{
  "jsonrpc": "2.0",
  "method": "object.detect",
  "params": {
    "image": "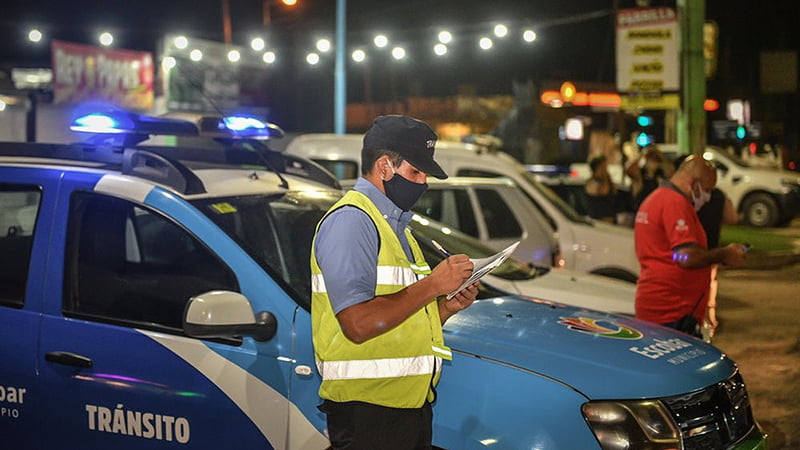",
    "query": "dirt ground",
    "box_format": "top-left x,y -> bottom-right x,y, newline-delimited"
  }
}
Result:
713,222 -> 800,449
